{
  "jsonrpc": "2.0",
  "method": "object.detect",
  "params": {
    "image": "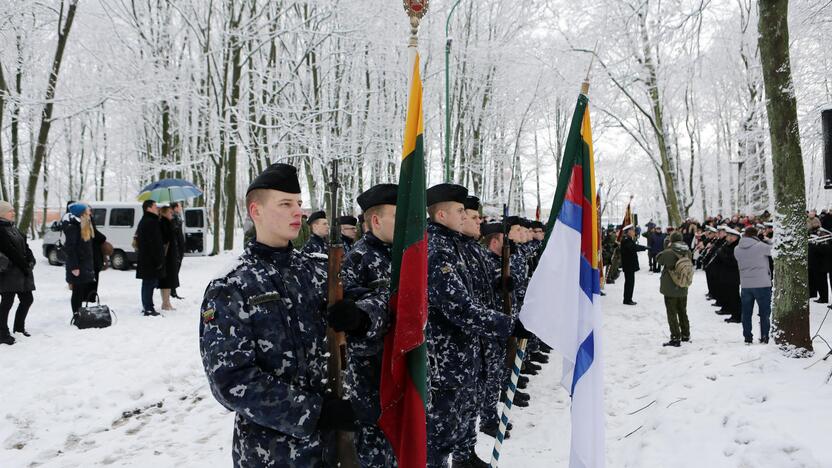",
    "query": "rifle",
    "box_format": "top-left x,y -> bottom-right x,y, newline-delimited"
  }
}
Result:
501,204 -> 518,369
325,160 -> 360,467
